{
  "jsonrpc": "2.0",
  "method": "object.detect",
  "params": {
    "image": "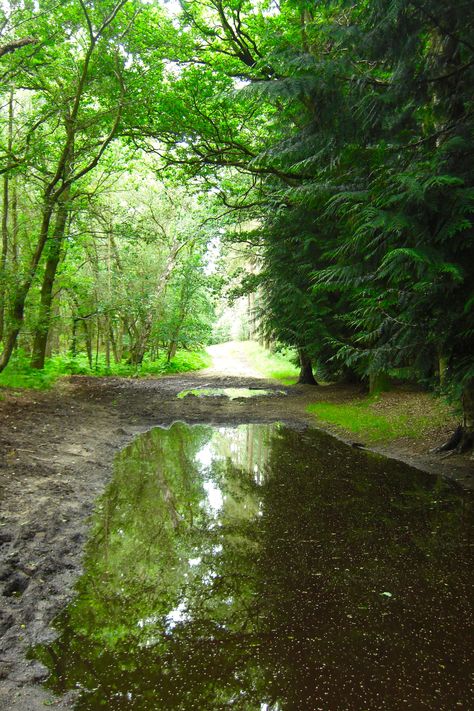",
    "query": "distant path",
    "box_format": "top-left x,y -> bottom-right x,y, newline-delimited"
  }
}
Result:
203,341 -> 263,379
